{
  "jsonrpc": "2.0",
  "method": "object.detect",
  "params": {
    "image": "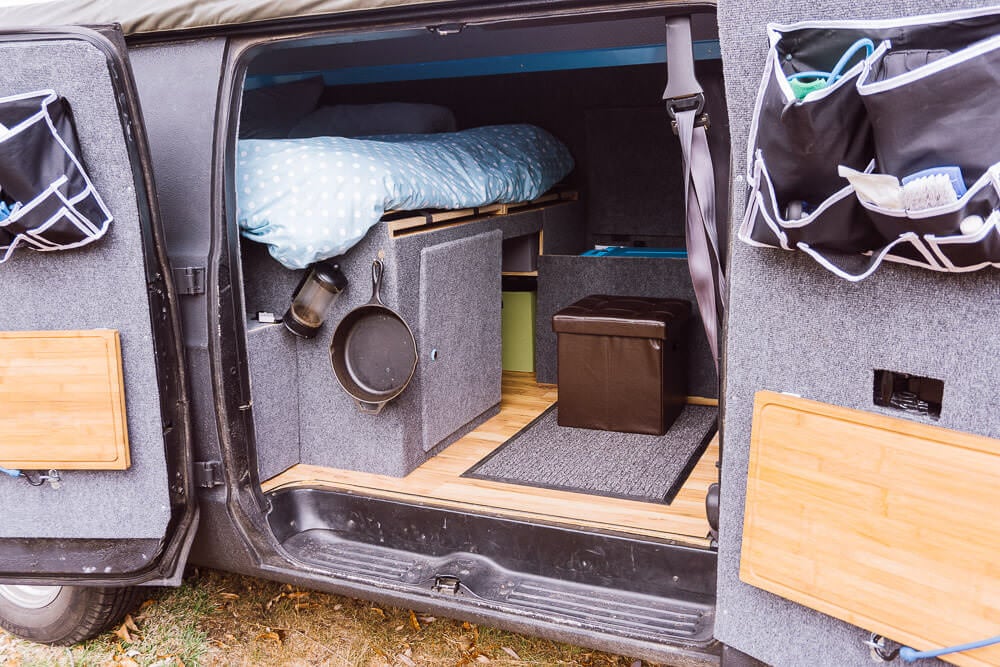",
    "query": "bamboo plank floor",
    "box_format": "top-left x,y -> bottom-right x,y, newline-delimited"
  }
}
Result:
262,372 -> 717,546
